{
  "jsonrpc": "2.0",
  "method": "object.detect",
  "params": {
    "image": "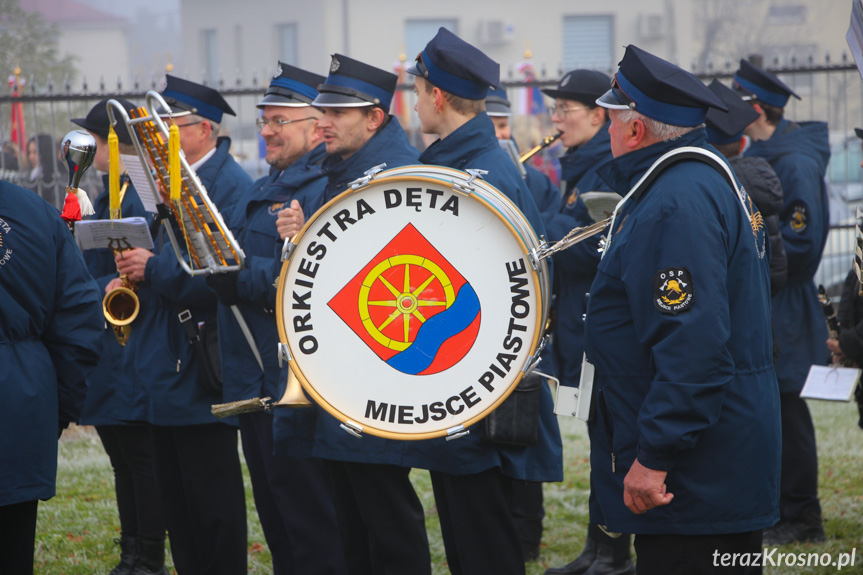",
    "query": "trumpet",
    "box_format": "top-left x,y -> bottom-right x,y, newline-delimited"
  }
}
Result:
520,132 -> 561,164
